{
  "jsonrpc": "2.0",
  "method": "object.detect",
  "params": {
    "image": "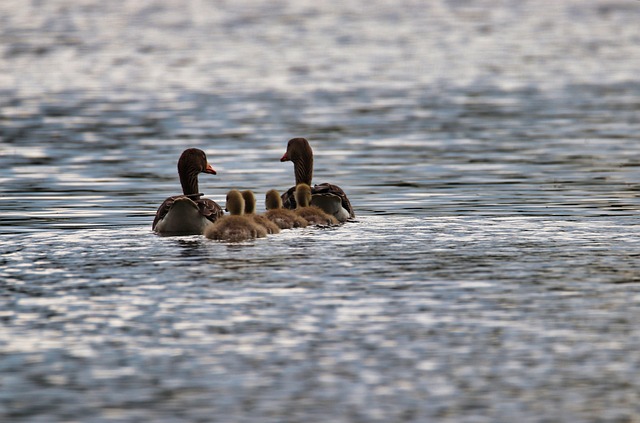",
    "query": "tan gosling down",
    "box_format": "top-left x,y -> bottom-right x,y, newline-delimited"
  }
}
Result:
280,137 -> 354,222
205,190 -> 267,242
241,190 -> 280,234
294,183 -> 339,226
264,189 -> 308,229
